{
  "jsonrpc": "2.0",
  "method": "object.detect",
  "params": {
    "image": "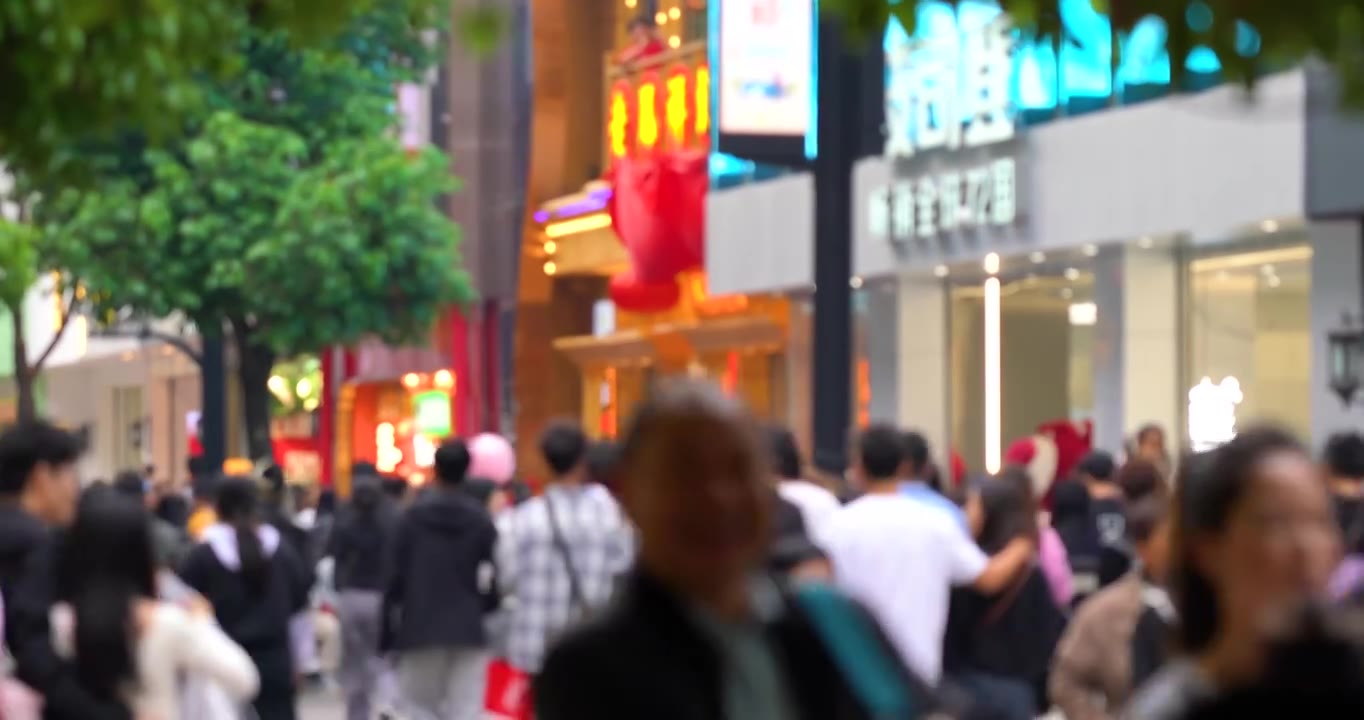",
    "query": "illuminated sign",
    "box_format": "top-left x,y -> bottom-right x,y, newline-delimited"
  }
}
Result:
1188,376 -> 1243,452
717,0 -> 813,138
606,63 -> 710,164
412,391 -> 452,437
885,15 -> 1014,157
869,159 -> 1017,242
